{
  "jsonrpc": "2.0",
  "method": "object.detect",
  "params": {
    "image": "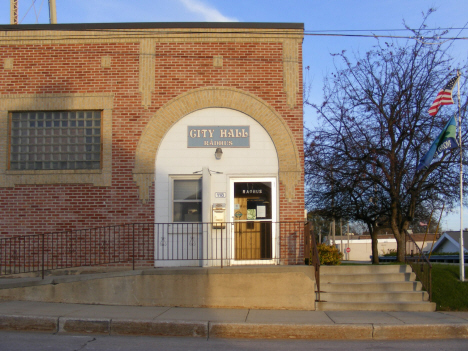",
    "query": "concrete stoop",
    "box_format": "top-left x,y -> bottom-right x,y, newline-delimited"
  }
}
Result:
316,265 -> 436,312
